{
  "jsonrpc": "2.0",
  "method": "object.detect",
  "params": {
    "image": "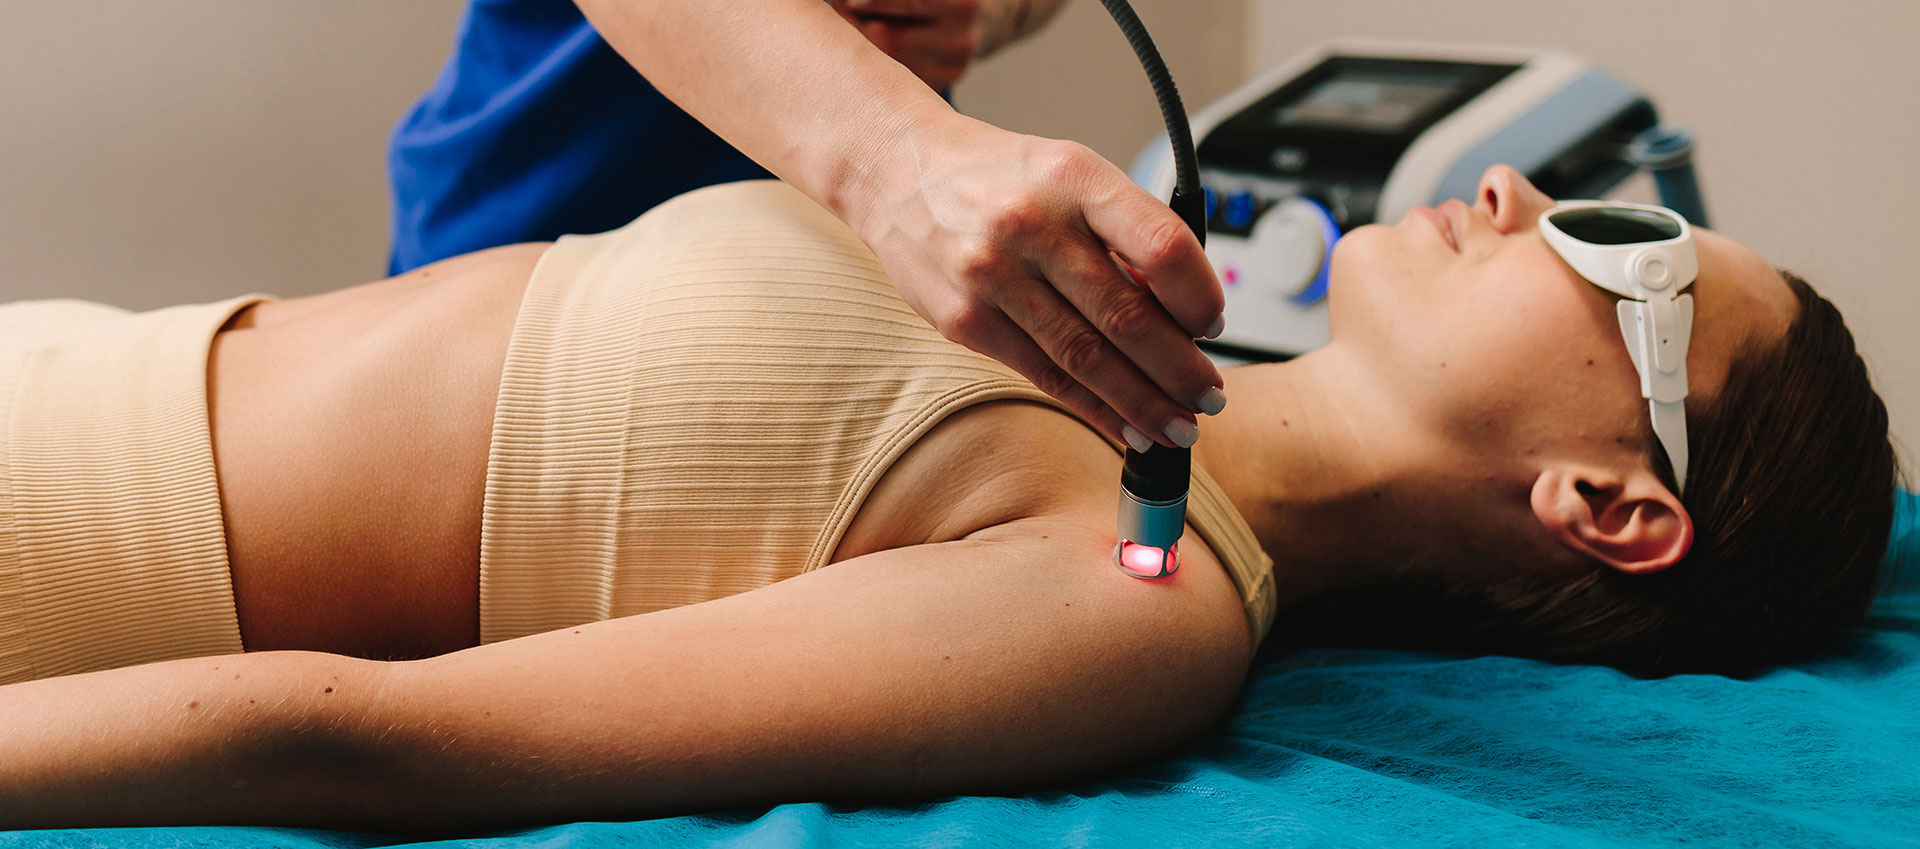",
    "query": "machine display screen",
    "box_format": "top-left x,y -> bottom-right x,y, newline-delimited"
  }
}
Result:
1273,67 -> 1477,134
1196,56 -> 1520,228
